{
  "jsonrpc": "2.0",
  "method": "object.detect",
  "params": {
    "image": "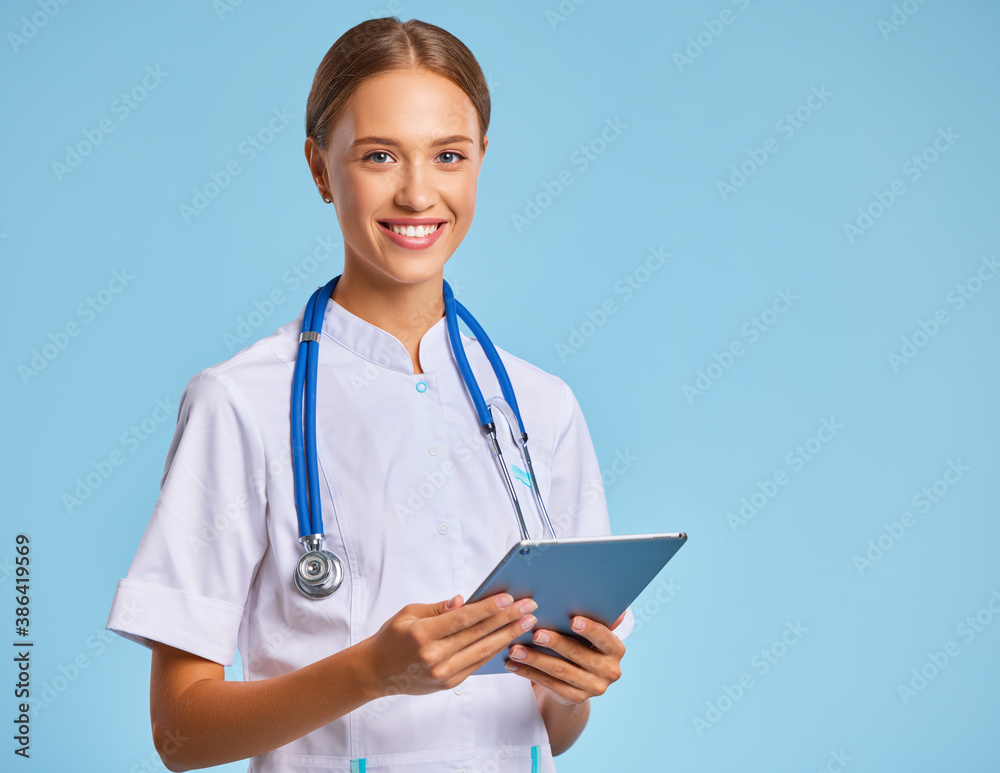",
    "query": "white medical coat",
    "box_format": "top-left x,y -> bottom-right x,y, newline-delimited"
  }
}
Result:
106,296 -> 633,772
